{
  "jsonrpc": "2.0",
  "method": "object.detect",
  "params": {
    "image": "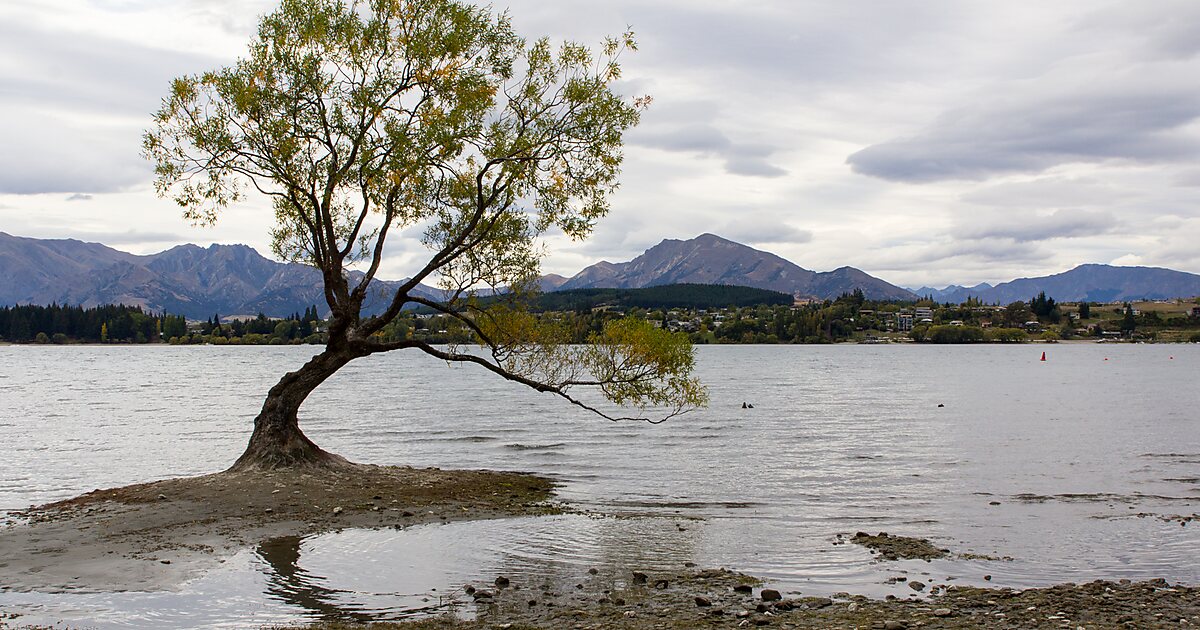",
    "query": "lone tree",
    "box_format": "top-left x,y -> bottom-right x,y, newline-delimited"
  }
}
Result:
145,0 -> 706,471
